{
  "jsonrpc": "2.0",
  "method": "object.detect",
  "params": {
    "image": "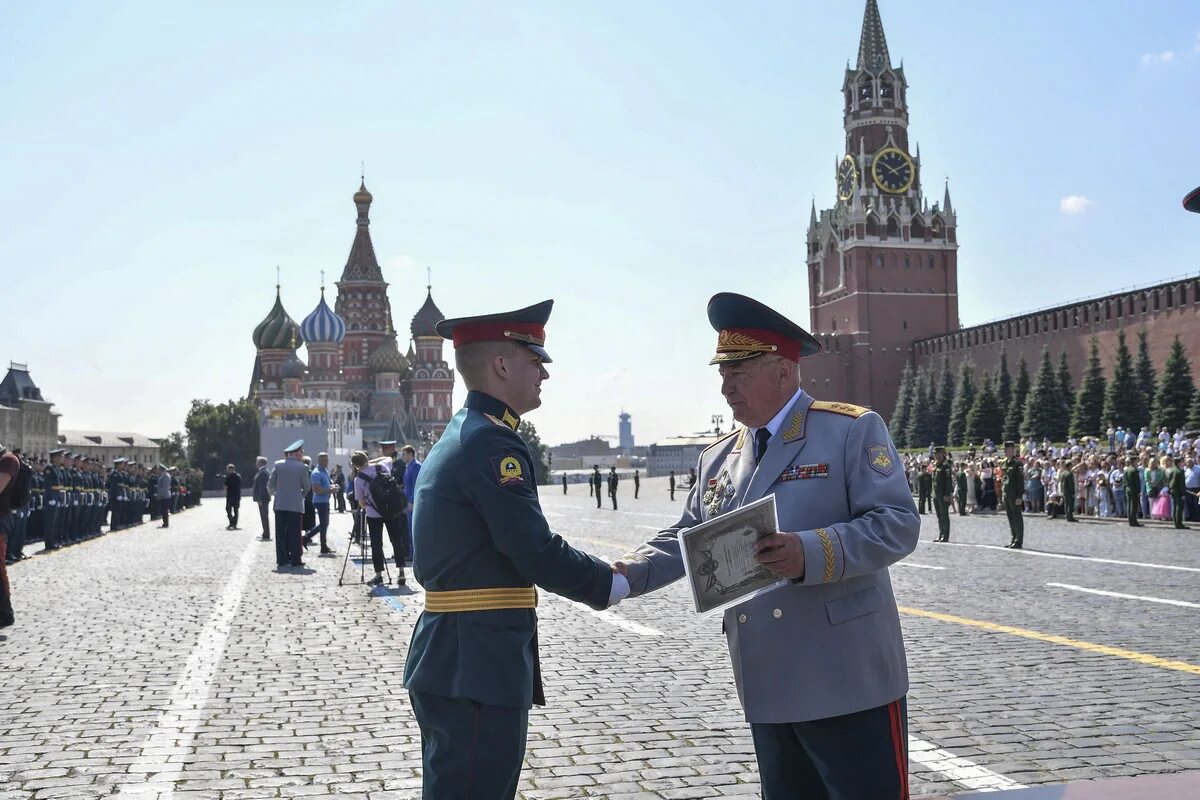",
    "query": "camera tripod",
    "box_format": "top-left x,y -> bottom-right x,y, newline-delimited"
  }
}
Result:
337,507 -> 392,586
